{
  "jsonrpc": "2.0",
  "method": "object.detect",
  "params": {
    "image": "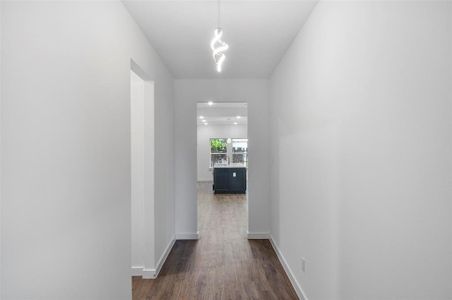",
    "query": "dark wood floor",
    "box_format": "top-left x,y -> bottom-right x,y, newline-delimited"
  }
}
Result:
132,182 -> 298,300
